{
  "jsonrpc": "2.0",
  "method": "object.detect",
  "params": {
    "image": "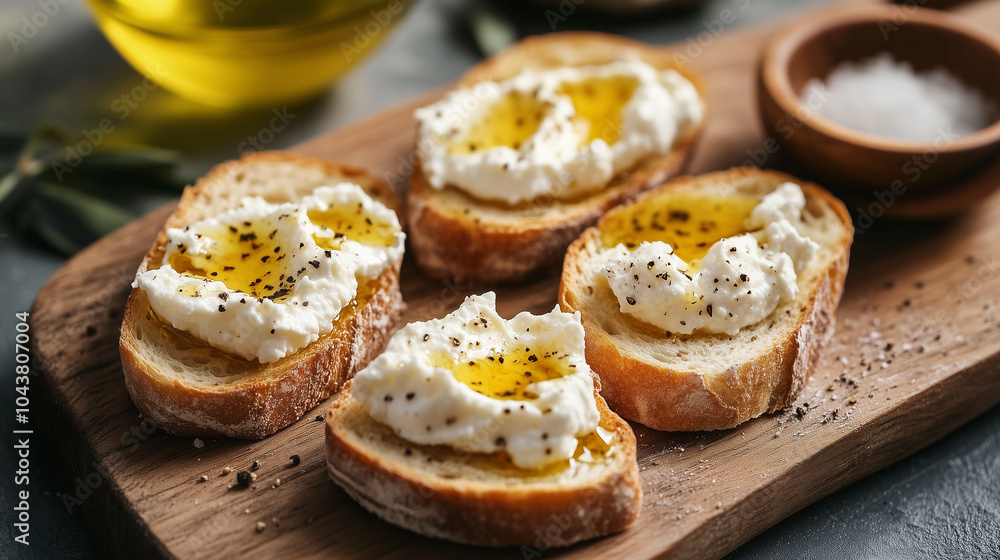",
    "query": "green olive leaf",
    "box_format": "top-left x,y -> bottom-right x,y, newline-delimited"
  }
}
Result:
27,200 -> 81,256
0,172 -> 34,220
2,122 -> 186,254
40,147 -> 187,192
0,171 -> 22,207
465,0 -> 517,57
29,181 -> 134,255
62,148 -> 182,180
